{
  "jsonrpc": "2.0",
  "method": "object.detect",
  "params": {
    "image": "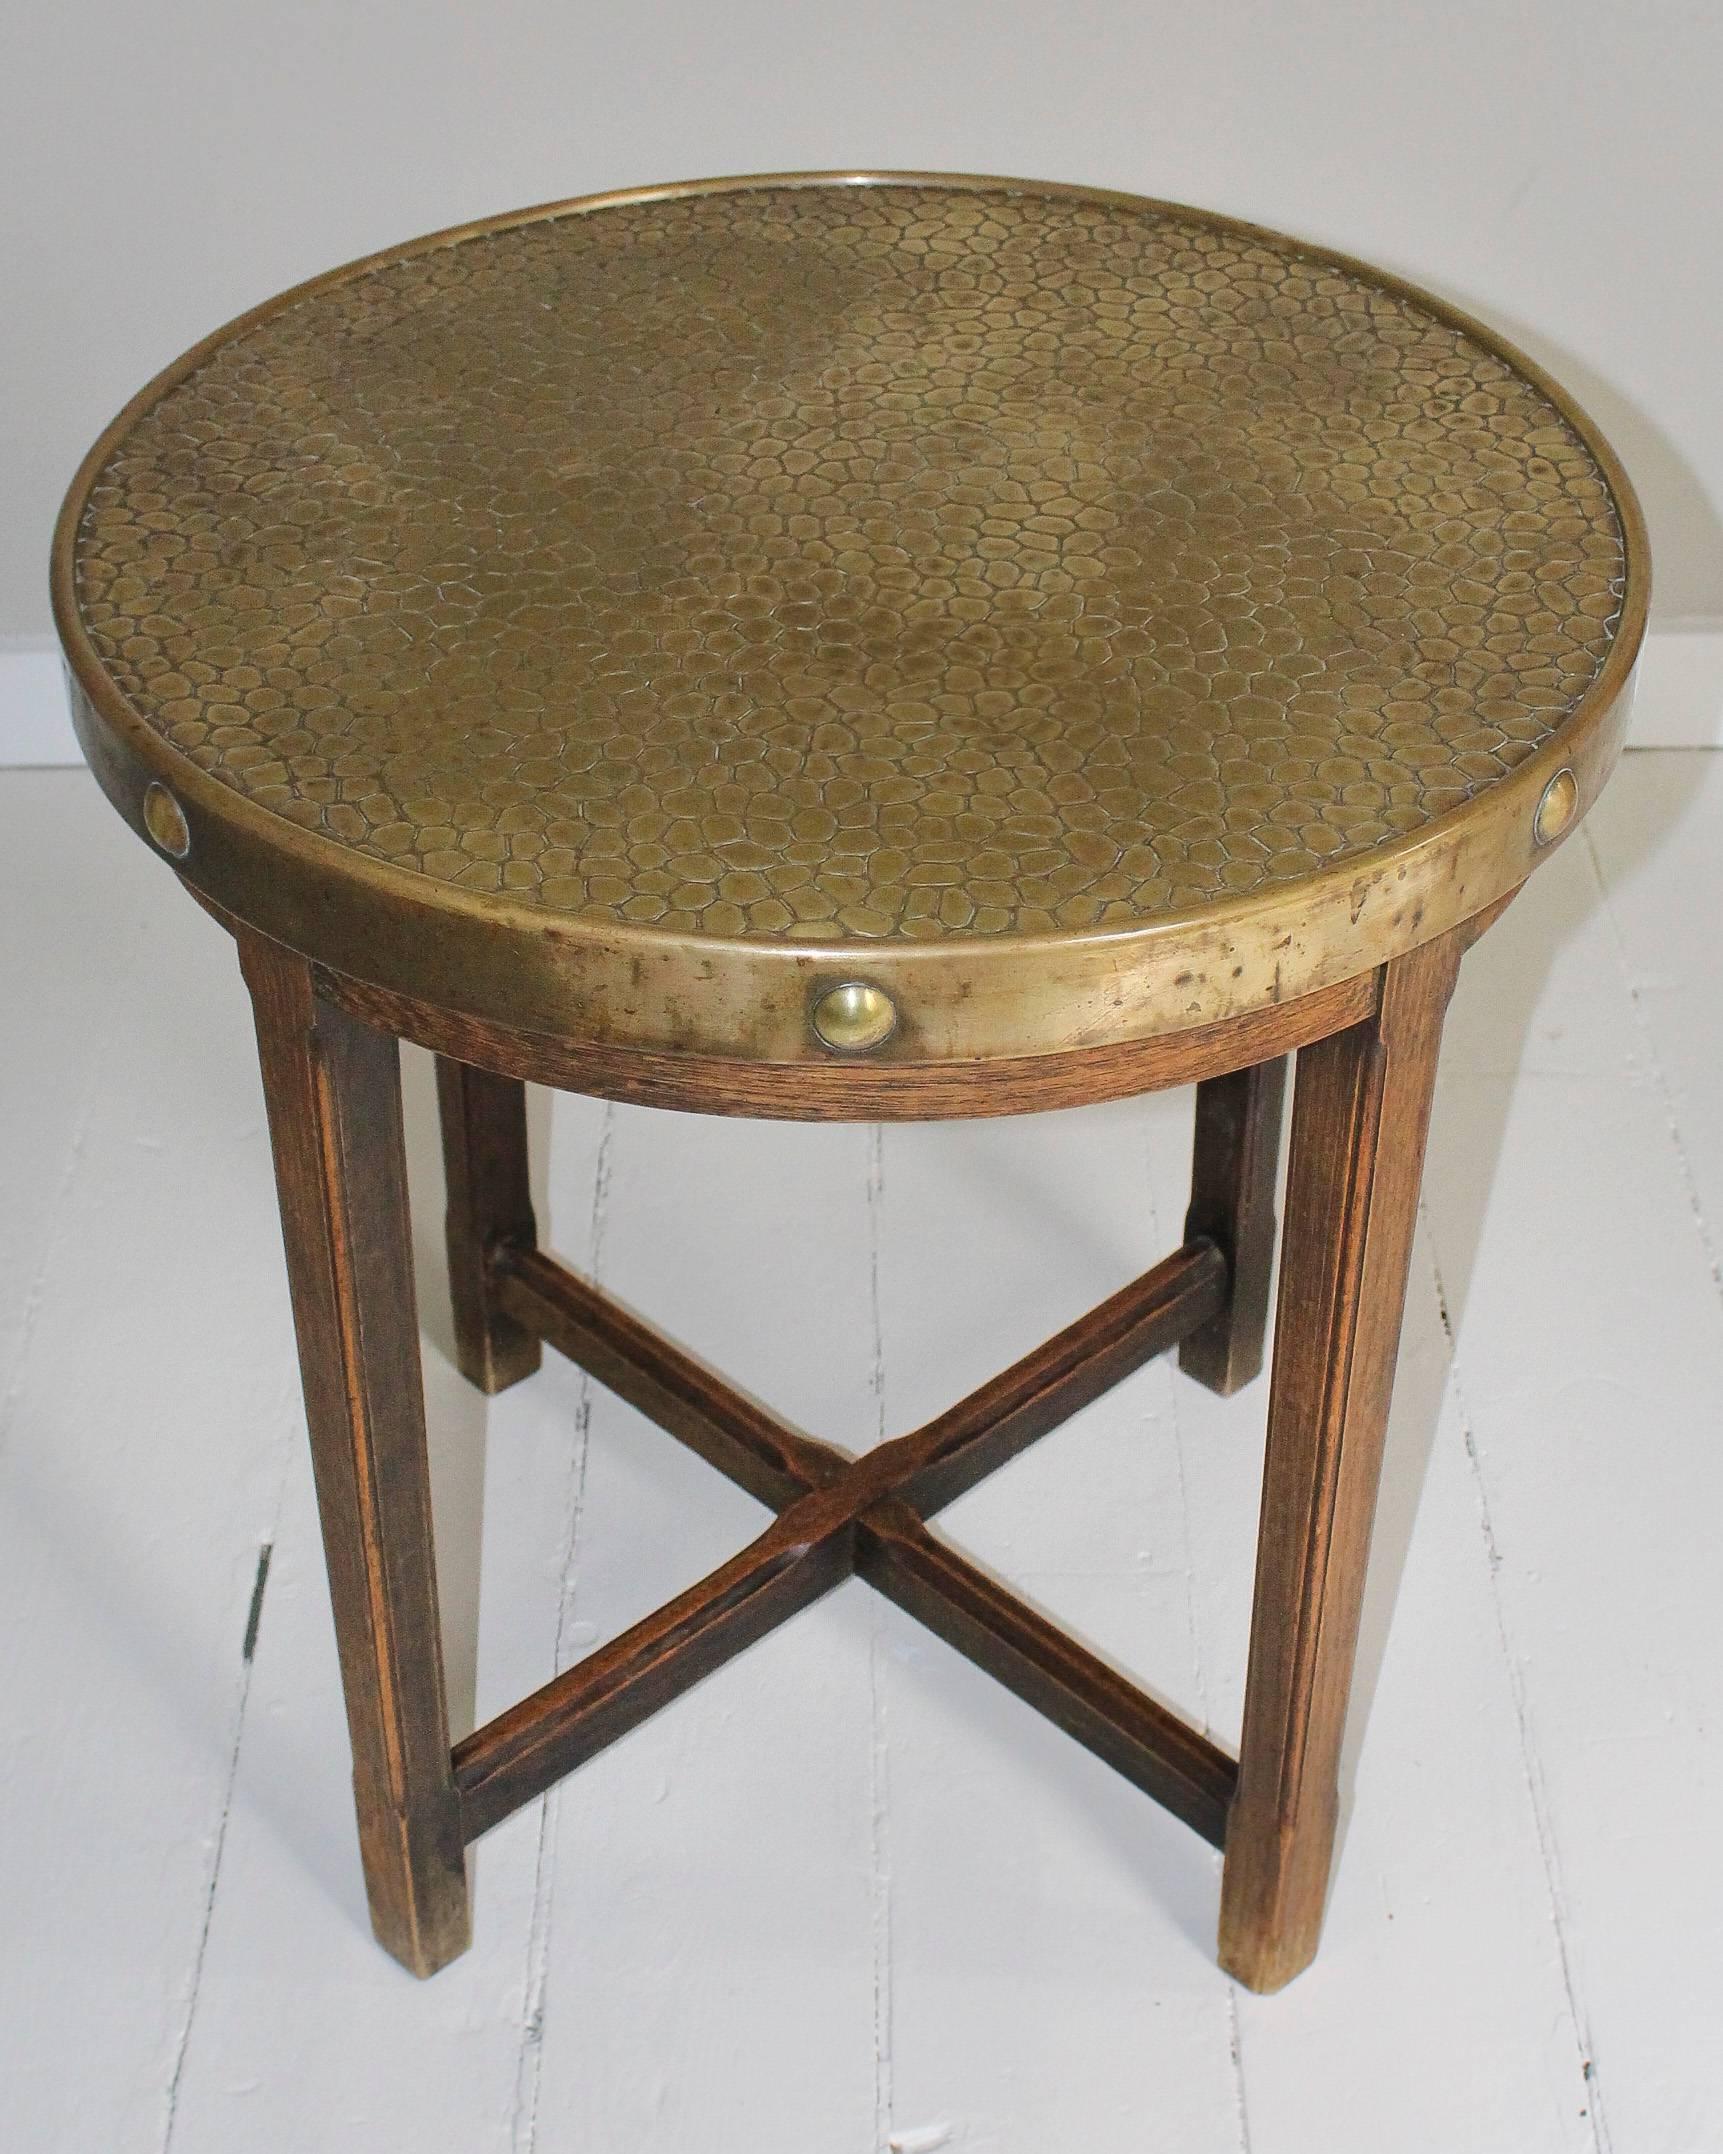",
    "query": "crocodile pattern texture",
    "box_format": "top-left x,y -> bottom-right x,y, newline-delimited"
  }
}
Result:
71,182 -> 1628,943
